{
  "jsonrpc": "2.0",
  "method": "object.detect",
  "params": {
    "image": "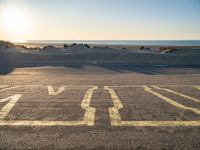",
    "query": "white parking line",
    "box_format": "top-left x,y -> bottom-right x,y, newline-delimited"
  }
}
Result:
104,86 -> 123,125
151,85 -> 200,103
0,85 -> 9,89
0,86 -> 97,126
81,86 -> 98,126
144,86 -> 200,115
0,120 -> 85,126
107,85 -> 144,88
48,85 -> 66,96
25,85 -> 95,87
155,85 -> 199,87
115,120 -> 200,127
1,85 -> 200,127
193,86 -> 200,91
105,86 -> 200,126
0,94 -> 22,120
0,85 -> 21,92
106,85 -> 199,88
